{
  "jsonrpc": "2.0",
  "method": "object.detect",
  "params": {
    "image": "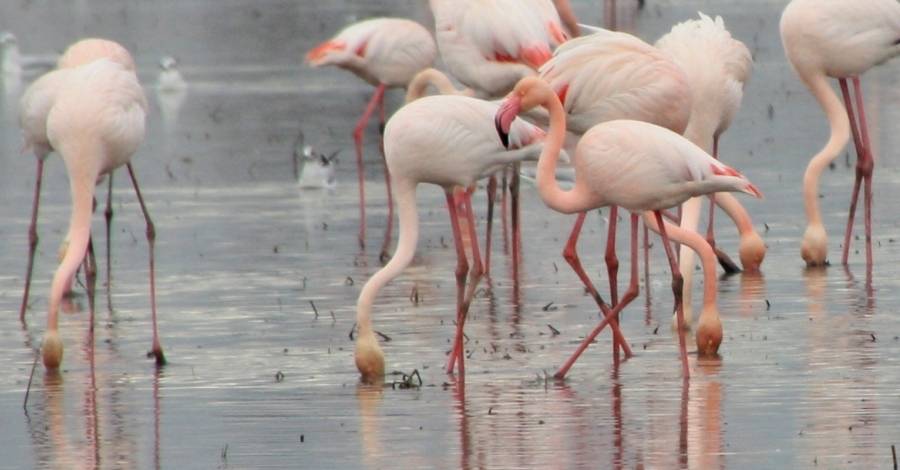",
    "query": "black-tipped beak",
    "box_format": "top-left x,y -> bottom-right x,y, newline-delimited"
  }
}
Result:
494,113 -> 509,149
494,96 -> 521,150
